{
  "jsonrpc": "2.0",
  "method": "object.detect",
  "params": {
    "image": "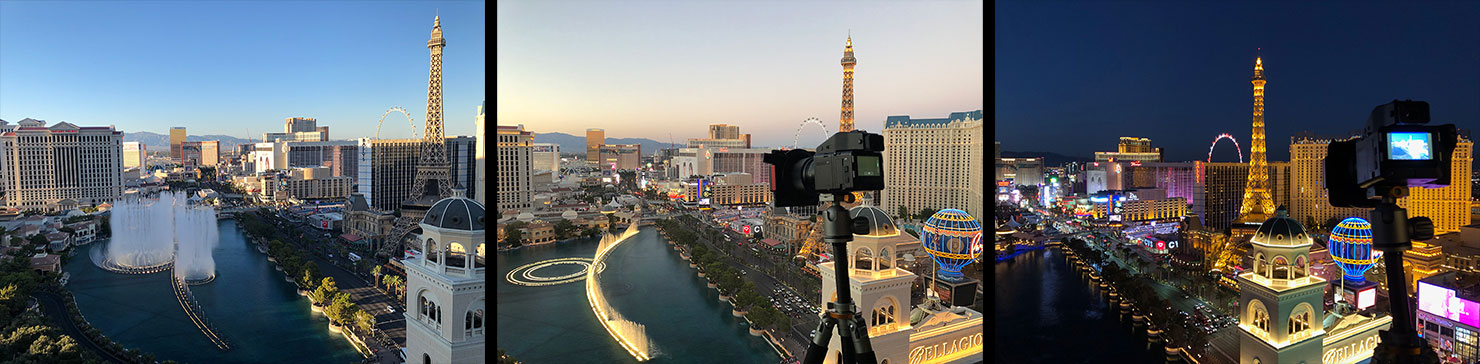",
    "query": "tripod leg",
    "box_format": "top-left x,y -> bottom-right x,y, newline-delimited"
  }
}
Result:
838,316 -> 857,364
803,316 -> 837,364
847,316 -> 877,364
